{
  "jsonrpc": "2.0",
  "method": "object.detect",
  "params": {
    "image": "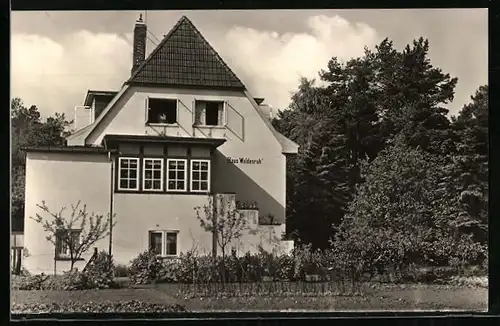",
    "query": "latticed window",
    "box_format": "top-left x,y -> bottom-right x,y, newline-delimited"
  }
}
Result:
190,159 -> 210,192
167,159 -> 187,191
143,158 -> 163,191
118,157 -> 139,191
